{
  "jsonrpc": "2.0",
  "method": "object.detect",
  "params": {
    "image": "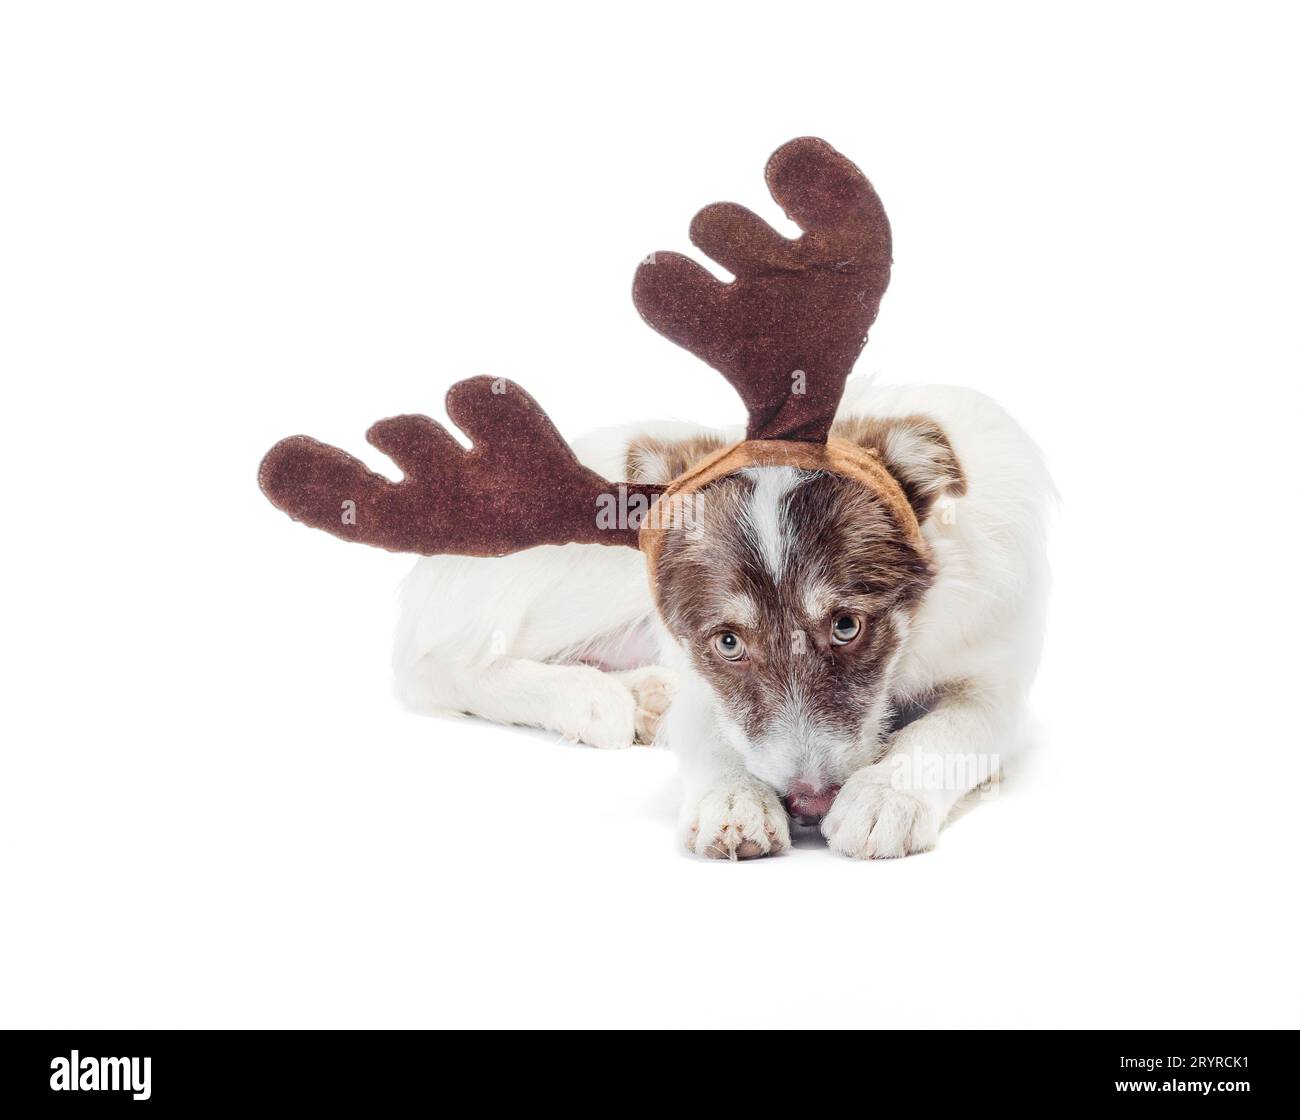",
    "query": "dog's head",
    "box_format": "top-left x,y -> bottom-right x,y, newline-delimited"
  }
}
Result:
634,416 -> 964,821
